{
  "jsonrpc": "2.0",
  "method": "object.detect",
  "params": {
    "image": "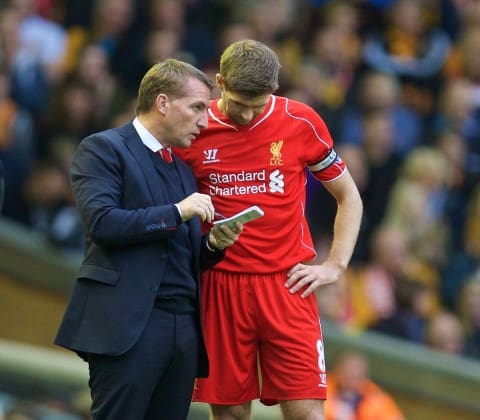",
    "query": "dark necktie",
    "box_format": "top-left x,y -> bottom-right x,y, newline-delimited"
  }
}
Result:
159,148 -> 173,163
